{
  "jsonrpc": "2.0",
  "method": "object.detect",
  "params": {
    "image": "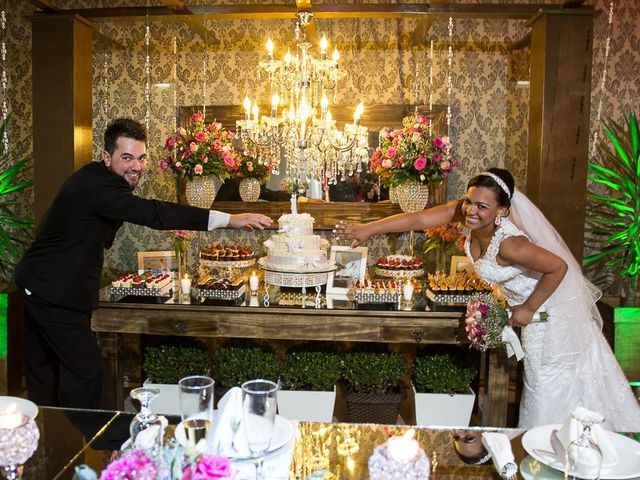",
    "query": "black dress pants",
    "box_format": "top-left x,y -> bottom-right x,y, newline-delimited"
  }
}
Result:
22,292 -> 103,409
